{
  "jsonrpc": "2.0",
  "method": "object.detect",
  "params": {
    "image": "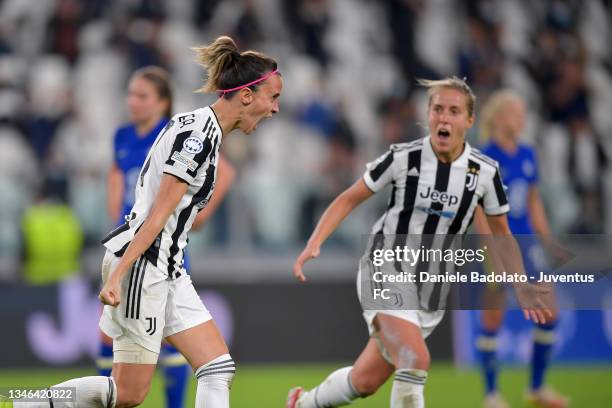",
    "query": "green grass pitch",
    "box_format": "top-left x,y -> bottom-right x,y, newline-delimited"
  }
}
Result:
1,363 -> 610,407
